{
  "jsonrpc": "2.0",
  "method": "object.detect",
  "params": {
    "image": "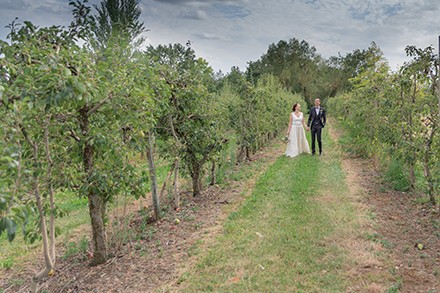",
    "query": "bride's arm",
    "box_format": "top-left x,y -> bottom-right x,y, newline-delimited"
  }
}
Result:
302,113 -> 308,130
286,113 -> 292,136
